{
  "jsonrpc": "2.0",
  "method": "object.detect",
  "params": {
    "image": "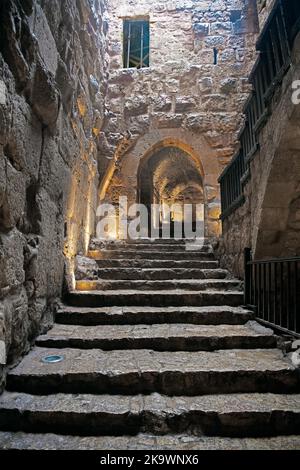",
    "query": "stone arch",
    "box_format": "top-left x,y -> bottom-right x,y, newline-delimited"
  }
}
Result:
101,129 -> 222,237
